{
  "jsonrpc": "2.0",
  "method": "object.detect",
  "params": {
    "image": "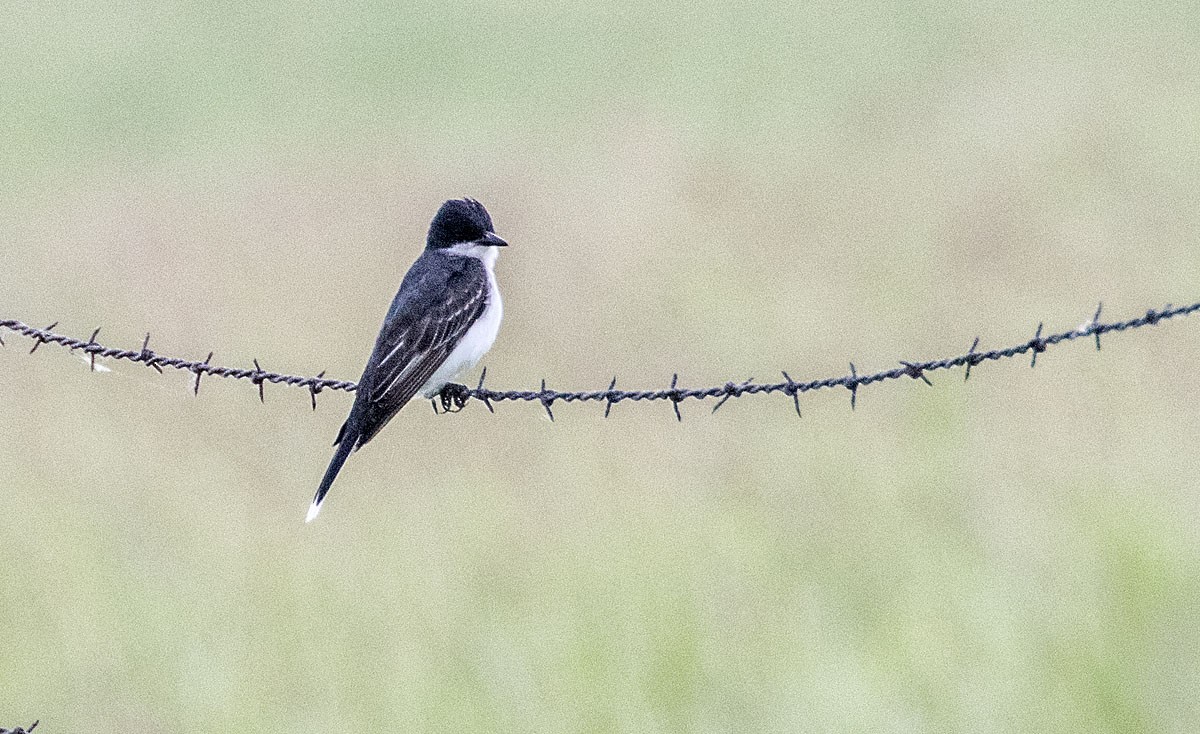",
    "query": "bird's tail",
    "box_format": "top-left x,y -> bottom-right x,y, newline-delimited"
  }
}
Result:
307,427 -> 356,523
